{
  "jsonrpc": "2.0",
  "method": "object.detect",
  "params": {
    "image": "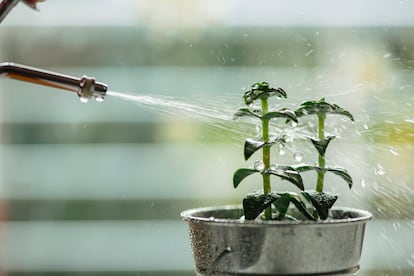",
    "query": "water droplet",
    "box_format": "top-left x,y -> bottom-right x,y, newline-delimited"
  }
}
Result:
390,147 -> 399,156
278,144 -> 286,155
361,179 -> 366,188
95,97 -> 104,102
293,152 -> 303,162
392,222 -> 401,231
290,121 -> 298,127
377,169 -> 385,175
363,124 -> 369,130
254,160 -> 265,170
375,164 -> 385,176
383,52 -> 391,59
305,49 -> 314,56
